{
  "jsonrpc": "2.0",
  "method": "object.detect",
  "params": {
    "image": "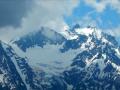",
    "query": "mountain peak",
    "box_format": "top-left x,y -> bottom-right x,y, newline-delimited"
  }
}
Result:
8,26 -> 120,90
61,25 -> 102,40
12,27 -> 66,52
72,24 -> 81,31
